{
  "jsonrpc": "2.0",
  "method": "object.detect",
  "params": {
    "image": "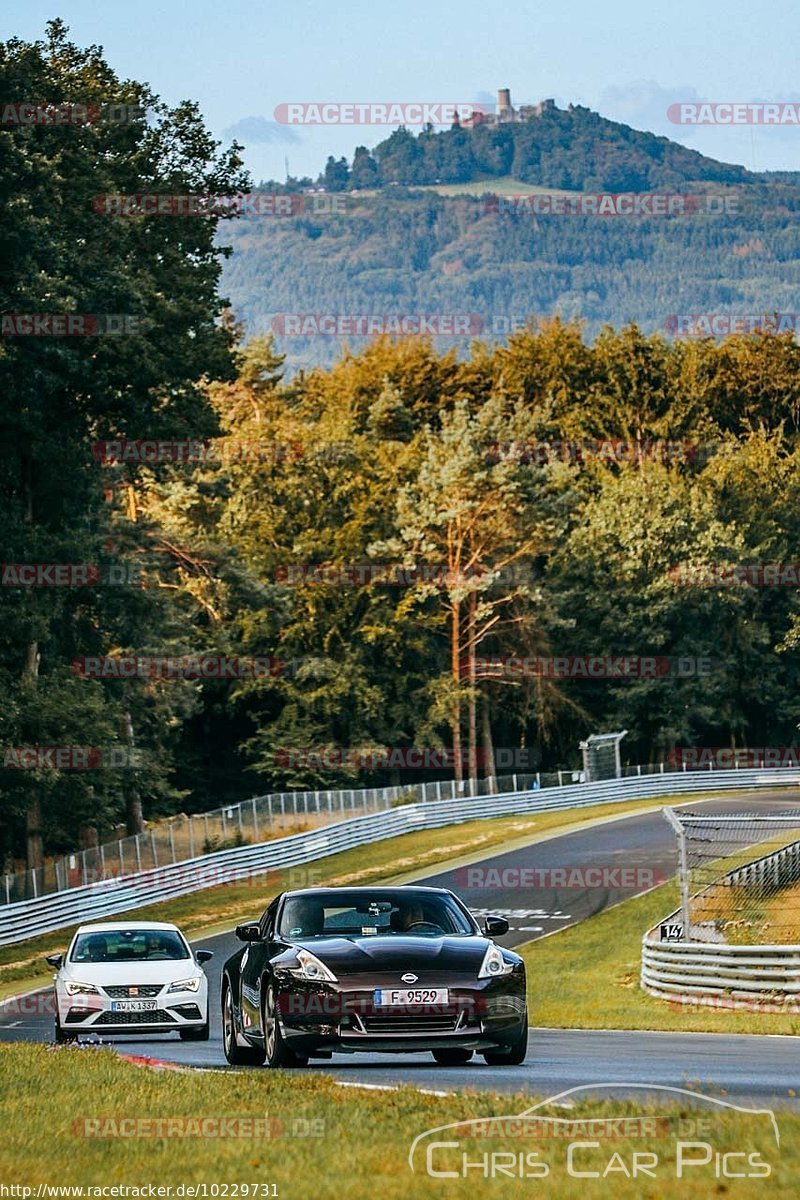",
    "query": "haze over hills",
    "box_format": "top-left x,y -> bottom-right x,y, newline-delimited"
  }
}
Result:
219,96 -> 800,370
